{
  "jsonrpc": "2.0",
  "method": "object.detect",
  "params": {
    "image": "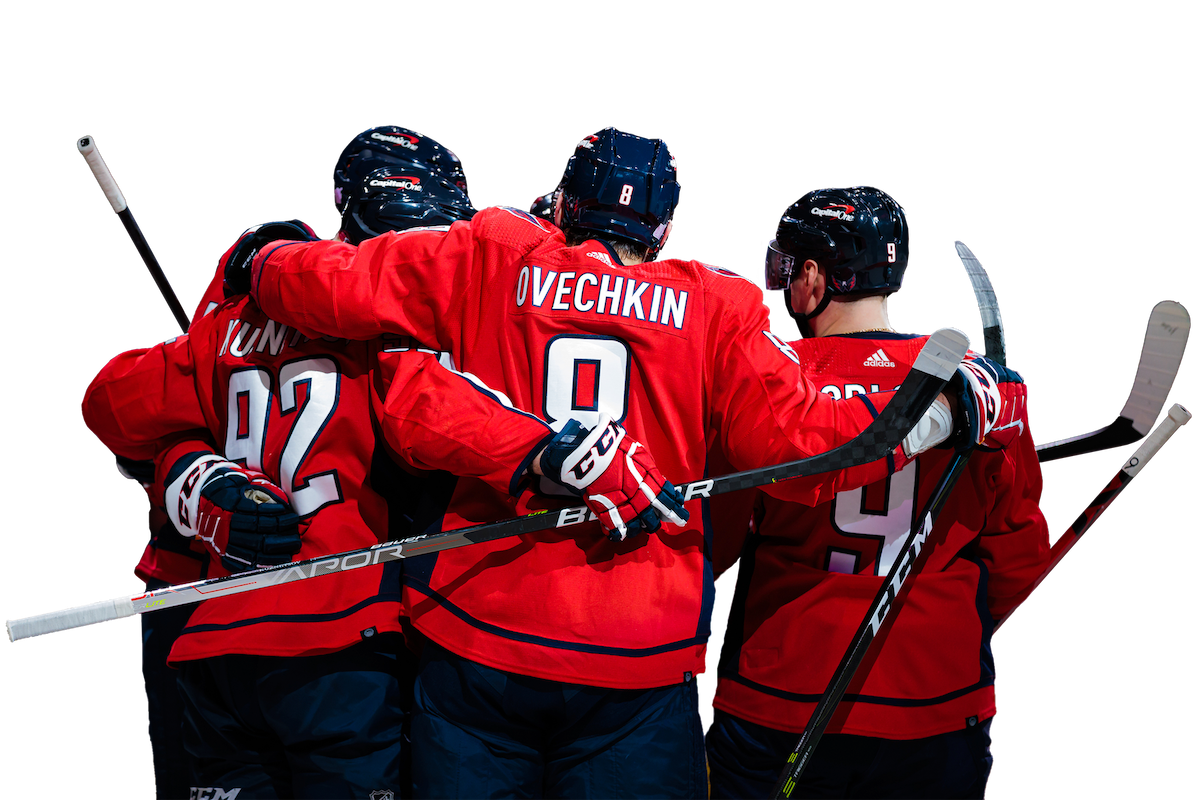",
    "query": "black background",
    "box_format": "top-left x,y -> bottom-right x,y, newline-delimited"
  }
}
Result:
7,65 -> 1190,796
